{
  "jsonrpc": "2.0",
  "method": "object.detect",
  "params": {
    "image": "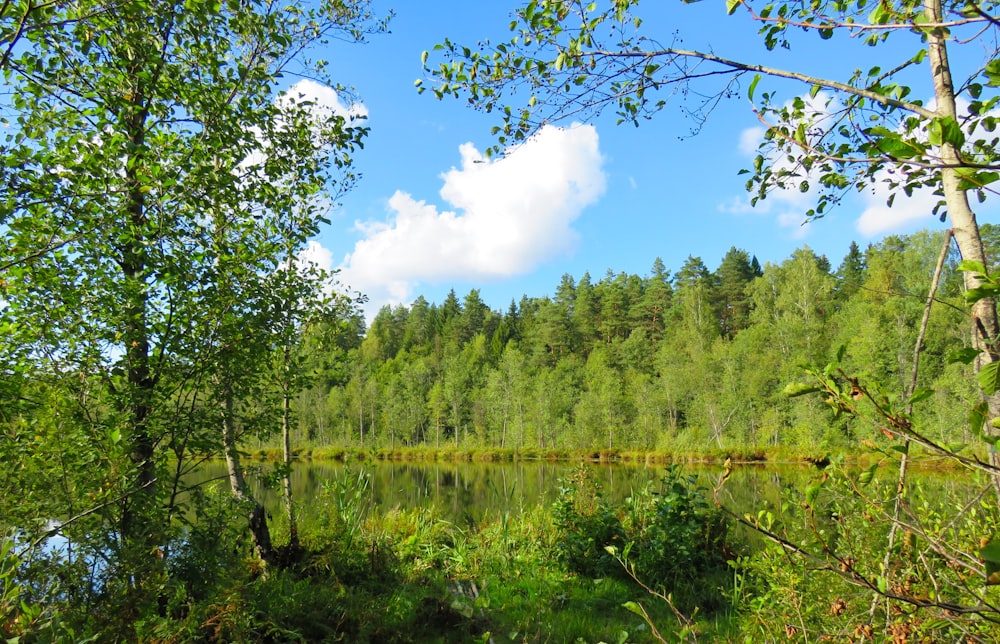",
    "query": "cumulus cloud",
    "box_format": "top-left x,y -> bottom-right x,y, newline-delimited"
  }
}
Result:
856,182 -> 937,236
738,125 -> 766,156
277,78 -> 368,121
335,124 -> 606,311
853,97 -> 1000,236
241,79 -> 366,172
